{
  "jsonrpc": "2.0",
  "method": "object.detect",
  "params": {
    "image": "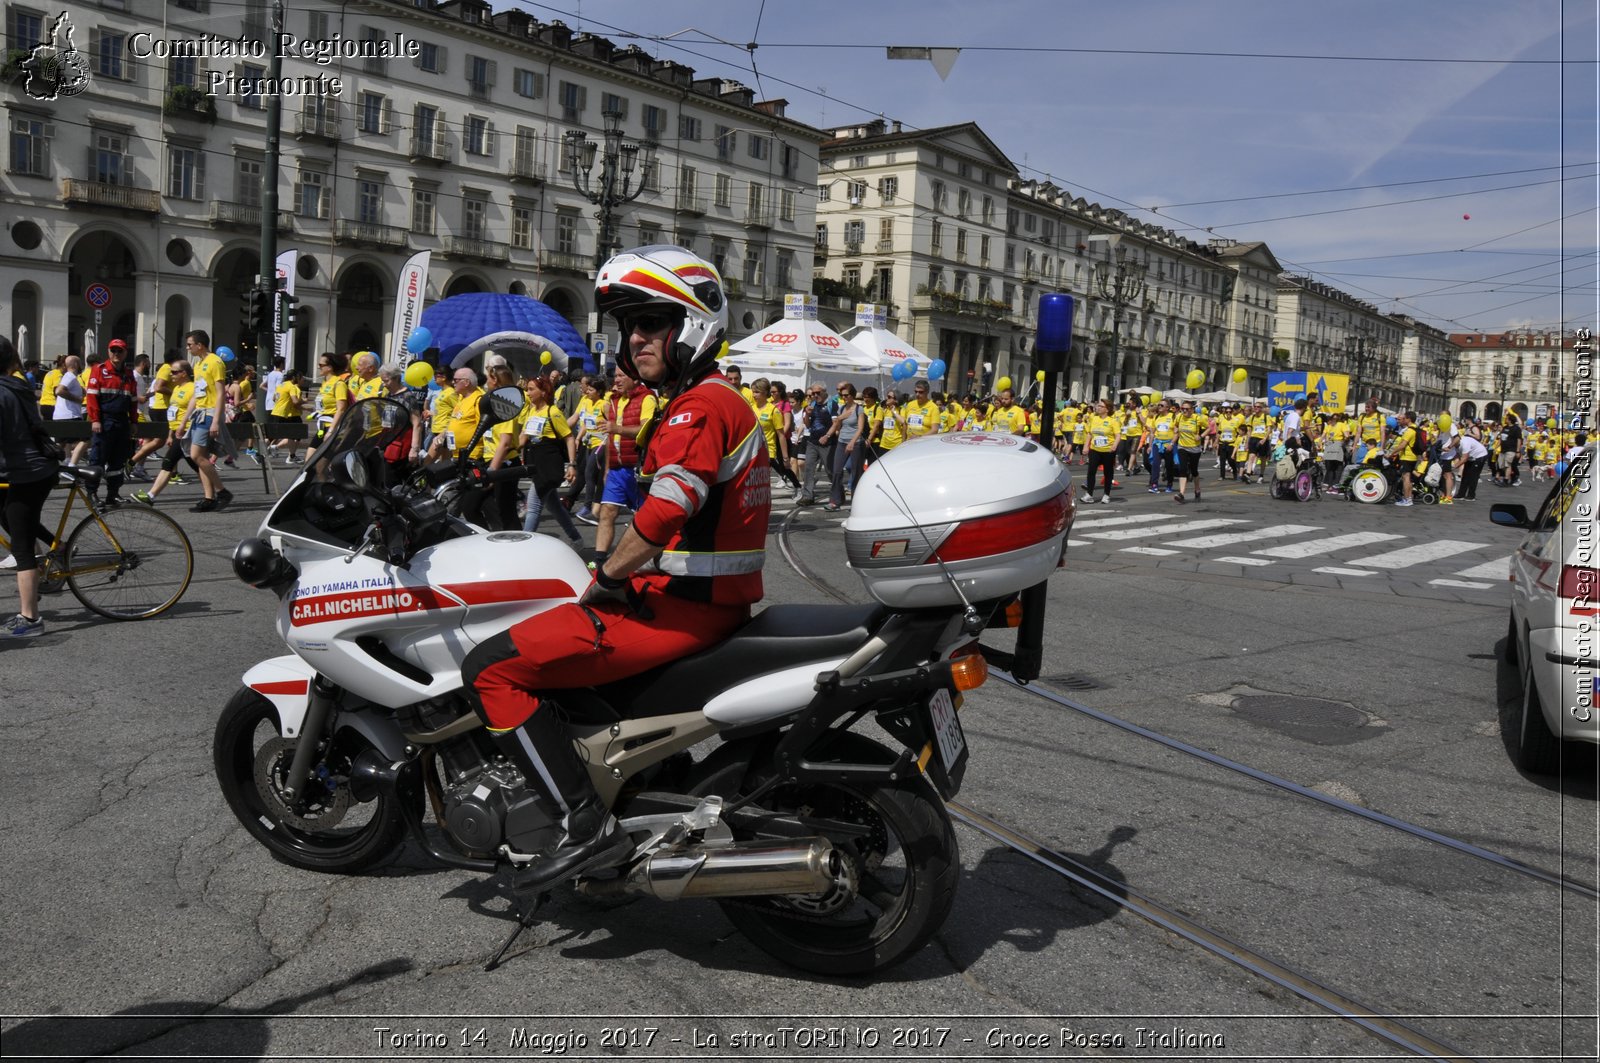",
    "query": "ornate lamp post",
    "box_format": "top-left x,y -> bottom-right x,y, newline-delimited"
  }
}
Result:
564,110 -> 656,274
1088,234 -> 1147,400
1493,364 -> 1510,423
1345,331 -> 1374,409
